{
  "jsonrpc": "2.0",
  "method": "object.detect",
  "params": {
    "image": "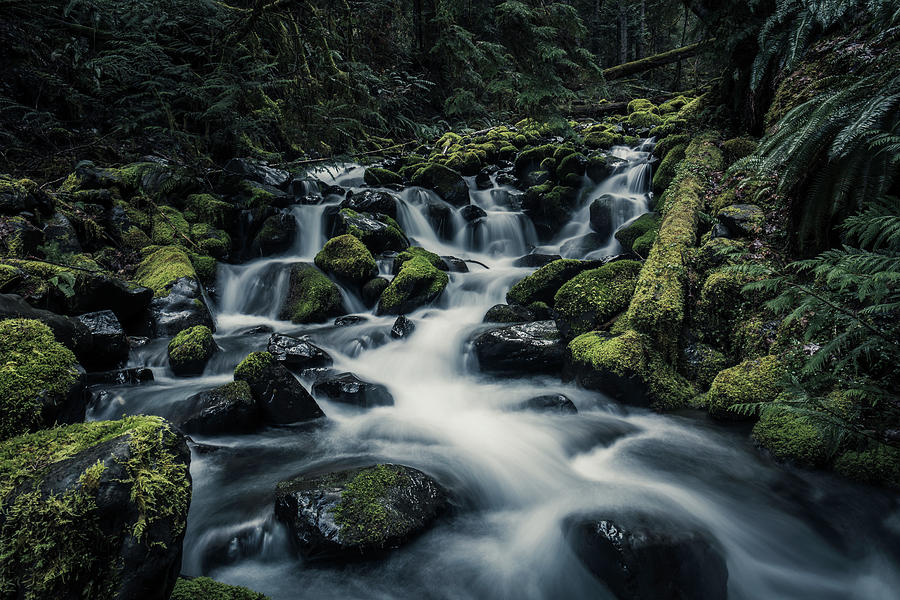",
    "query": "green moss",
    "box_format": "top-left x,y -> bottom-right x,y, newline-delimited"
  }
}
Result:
627,111 -> 664,129
556,152 -> 586,181
378,256 -> 449,315
696,267 -> 761,351
514,144 -> 556,177
632,229 -> 657,257
721,136 -> 759,165
332,464 -> 402,546
658,95 -> 692,114
683,343 -> 729,389
167,325 -> 215,364
364,167 -> 403,186
234,351 -> 273,381
280,264 -> 344,323
752,405 -> 829,467
833,445 -> 900,489
190,223 -> 230,258
583,129 -> 624,150
654,133 -> 690,159
0,415 -> 190,599
170,577 -> 269,600
394,246 -> 444,272
151,206 -> 190,246
314,234 -> 378,284
540,157 -> 558,174
627,98 -> 658,114
0,263 -> 22,291
706,355 -> 785,420
507,259 -> 585,306
121,226 -> 152,250
615,213 -> 661,254
0,319 -> 79,440
553,260 -> 642,337
652,143 -> 686,195
134,246 -> 197,297
186,193 -> 234,229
